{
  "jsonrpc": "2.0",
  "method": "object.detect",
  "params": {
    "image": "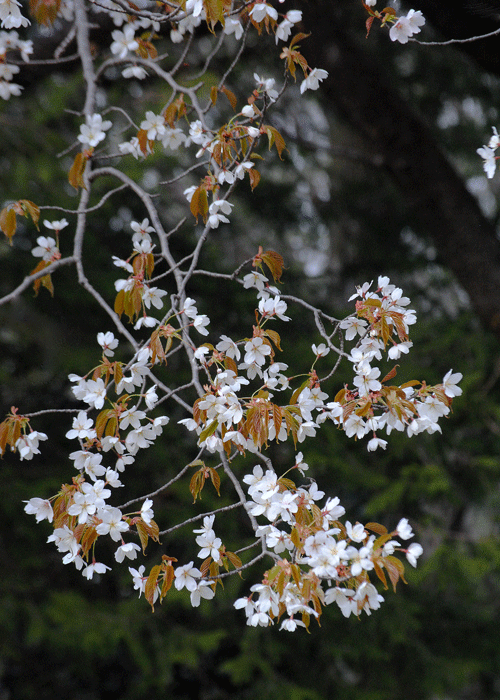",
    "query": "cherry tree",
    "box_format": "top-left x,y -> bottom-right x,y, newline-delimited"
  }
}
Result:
0,0 -> 464,631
